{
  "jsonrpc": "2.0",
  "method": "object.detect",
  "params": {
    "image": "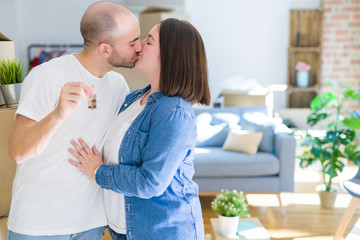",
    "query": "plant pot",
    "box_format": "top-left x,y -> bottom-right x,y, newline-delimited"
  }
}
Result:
316,184 -> 338,209
0,90 -> 5,106
0,83 -> 21,108
218,215 -> 239,237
